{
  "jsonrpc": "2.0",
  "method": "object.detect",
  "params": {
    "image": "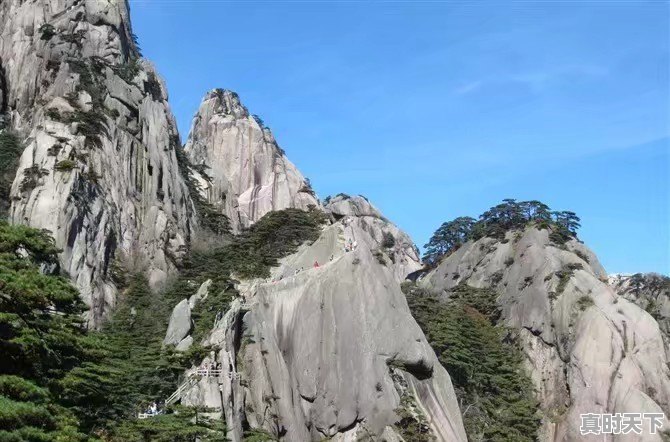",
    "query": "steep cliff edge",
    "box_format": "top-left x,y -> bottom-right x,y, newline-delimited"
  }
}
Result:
421,227 -> 670,441
610,273 -> 670,343
324,193 -> 422,281
0,0 -> 195,326
171,216 -> 466,441
184,89 -> 319,232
